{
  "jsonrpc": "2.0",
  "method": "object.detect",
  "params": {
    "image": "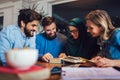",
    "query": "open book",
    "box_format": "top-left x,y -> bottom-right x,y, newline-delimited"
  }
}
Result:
0,65 -> 50,80
61,56 -> 90,63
